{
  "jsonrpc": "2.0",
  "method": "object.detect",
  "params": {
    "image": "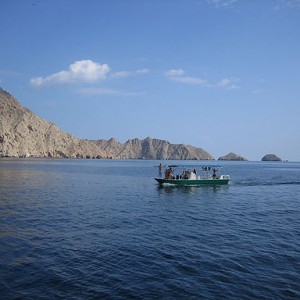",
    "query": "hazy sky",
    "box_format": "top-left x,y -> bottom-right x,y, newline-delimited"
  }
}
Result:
1,0 -> 300,161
